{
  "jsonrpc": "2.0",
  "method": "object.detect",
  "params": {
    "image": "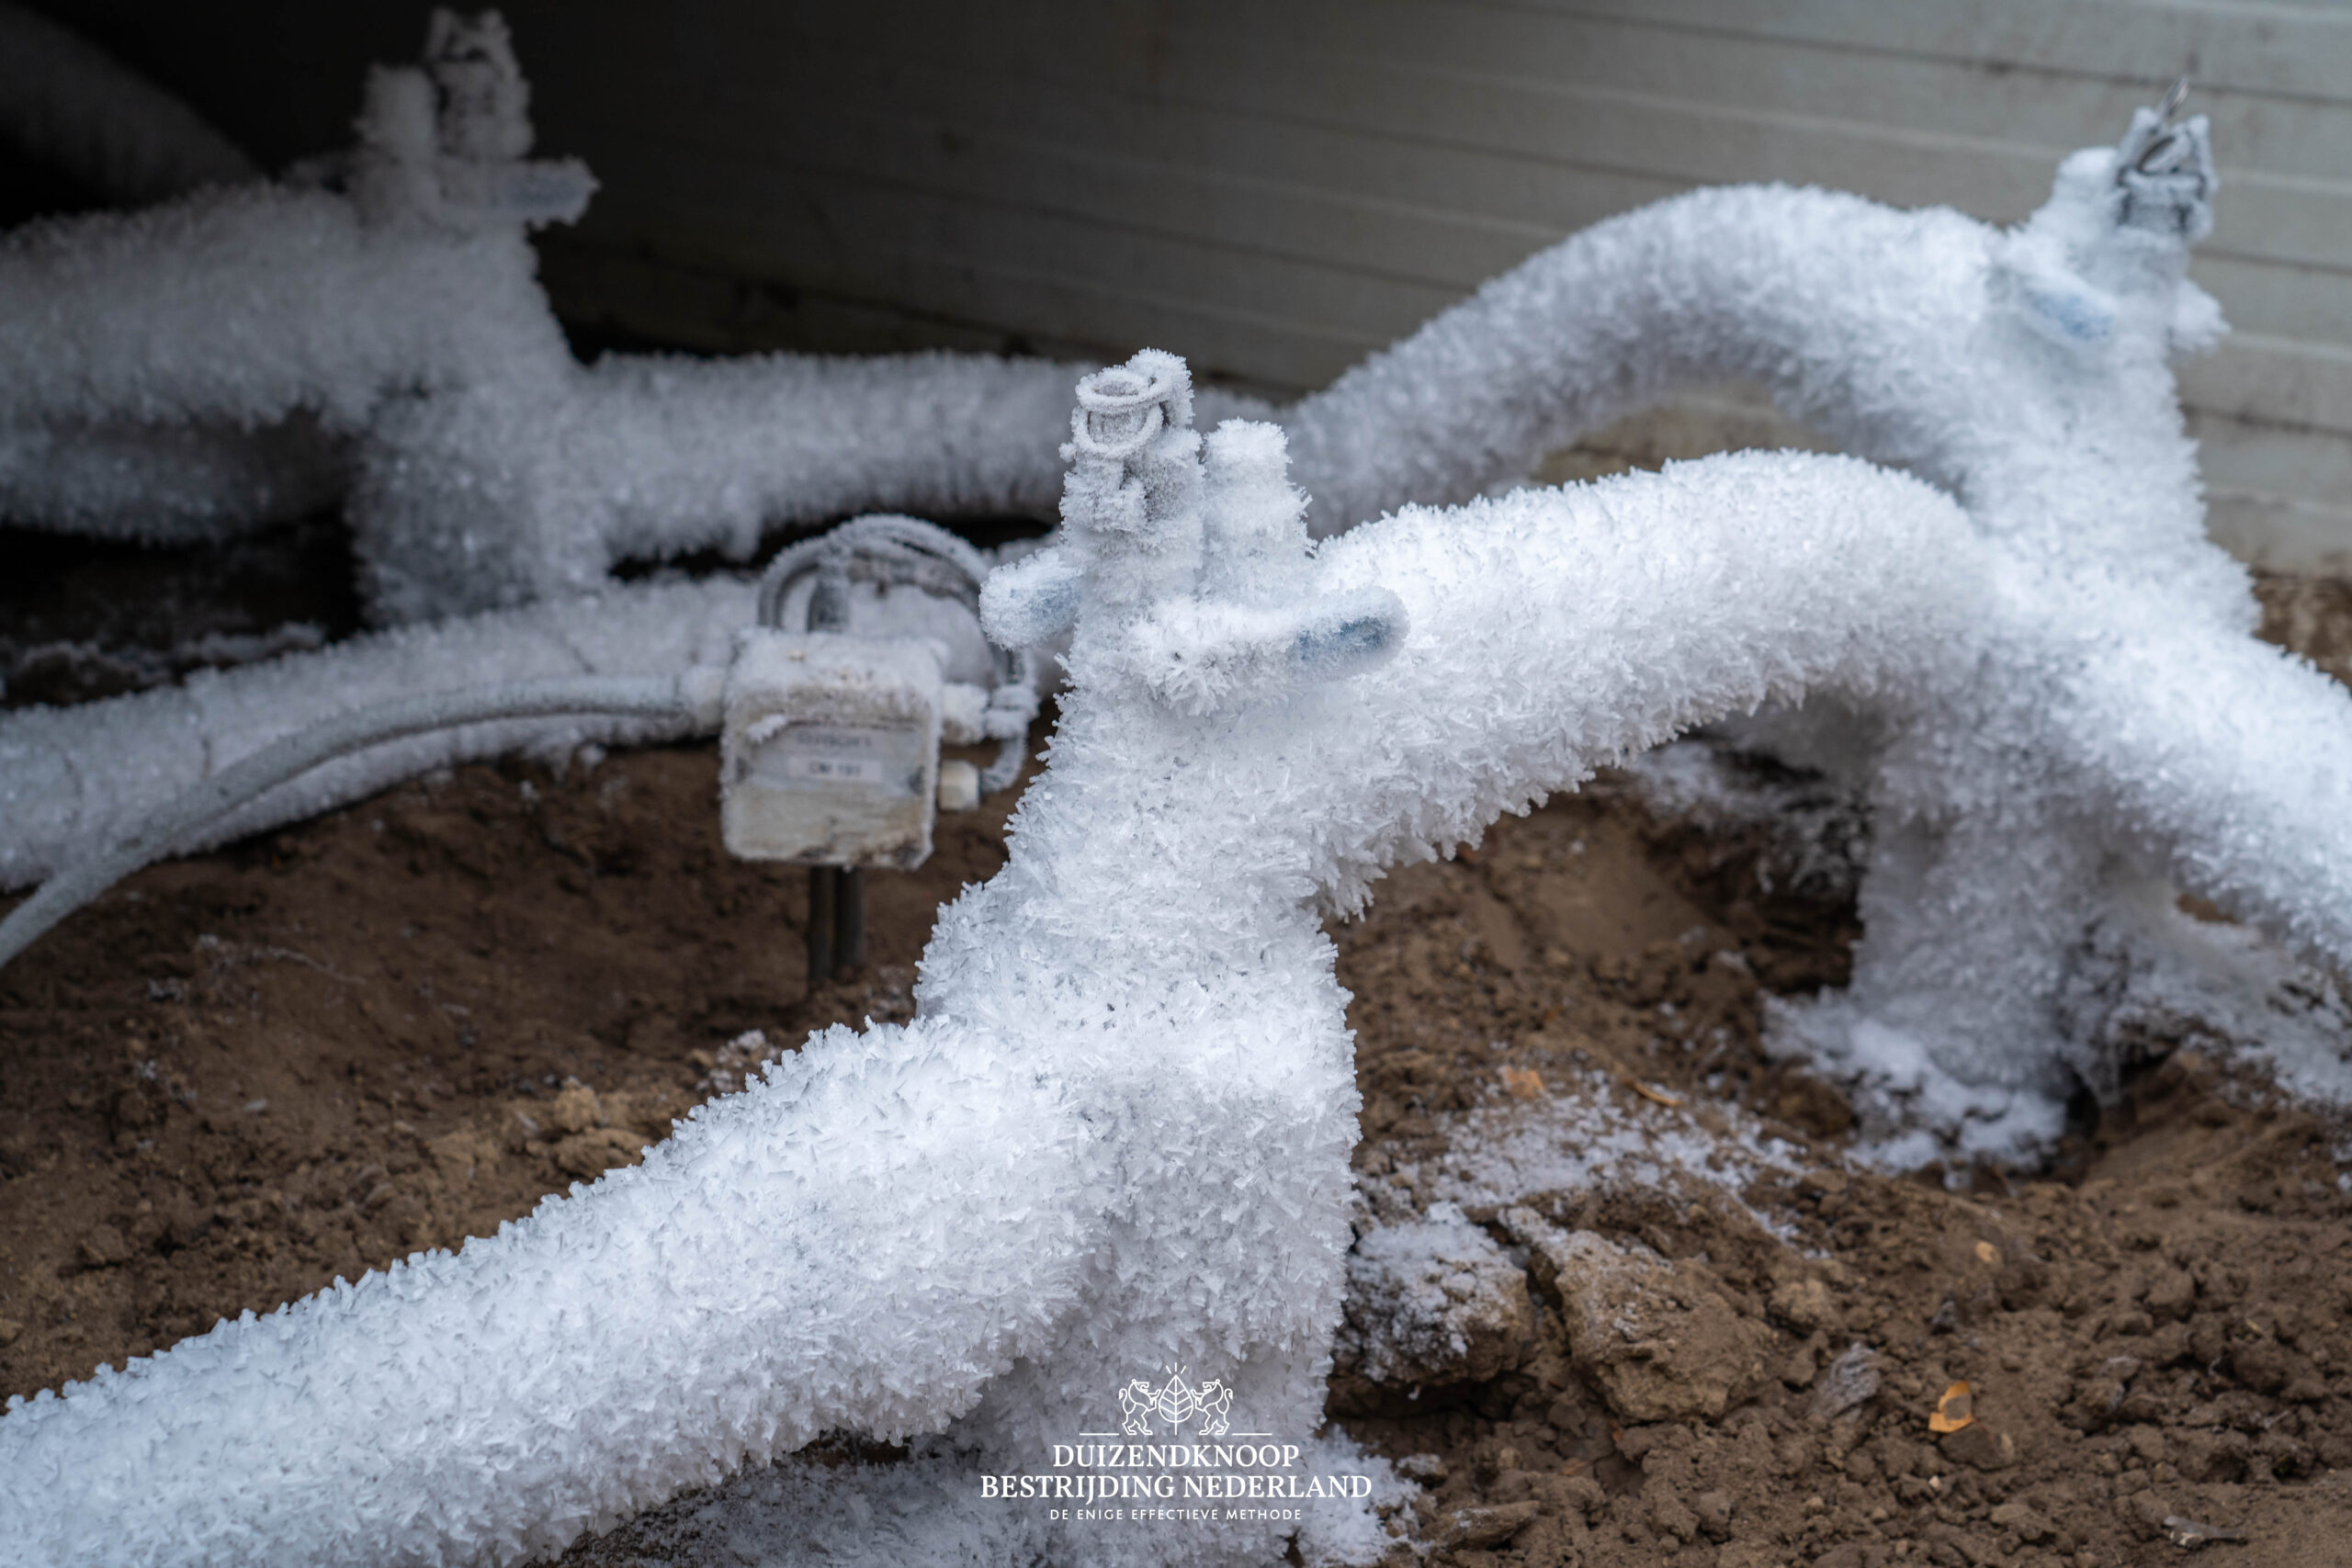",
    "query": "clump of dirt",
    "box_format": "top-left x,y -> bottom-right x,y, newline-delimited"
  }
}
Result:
1336,829 -> 2352,1565
1,574 -> 2349,1567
